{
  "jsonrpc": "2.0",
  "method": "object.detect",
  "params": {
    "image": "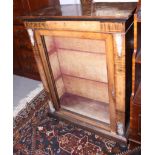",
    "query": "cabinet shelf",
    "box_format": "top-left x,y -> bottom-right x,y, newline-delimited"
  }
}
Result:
60,93 -> 110,124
